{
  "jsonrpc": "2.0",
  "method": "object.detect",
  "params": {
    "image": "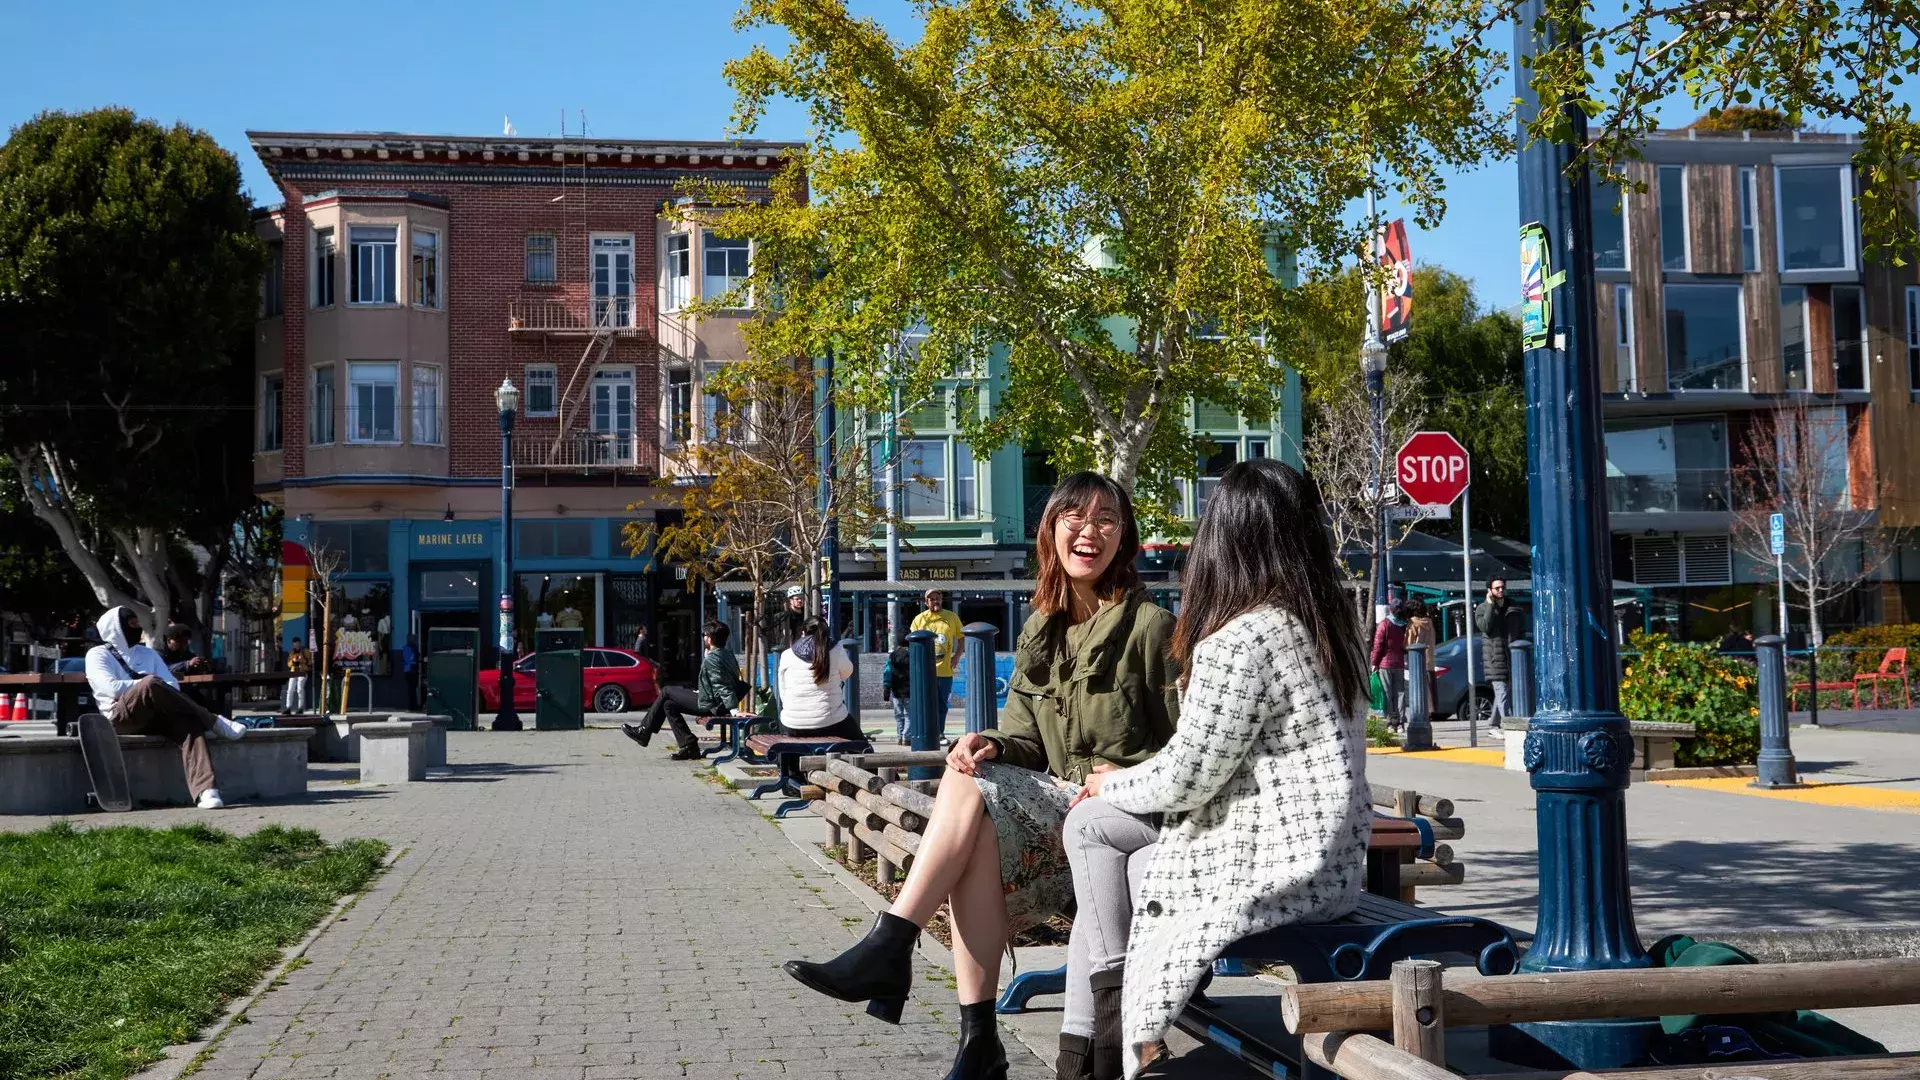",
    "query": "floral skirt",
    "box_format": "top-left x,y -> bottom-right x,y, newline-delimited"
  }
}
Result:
971,761 -> 1077,934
